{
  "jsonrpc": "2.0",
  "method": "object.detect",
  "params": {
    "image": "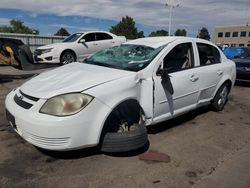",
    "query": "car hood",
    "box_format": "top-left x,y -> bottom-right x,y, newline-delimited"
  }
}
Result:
36,42 -> 68,49
20,62 -> 134,99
